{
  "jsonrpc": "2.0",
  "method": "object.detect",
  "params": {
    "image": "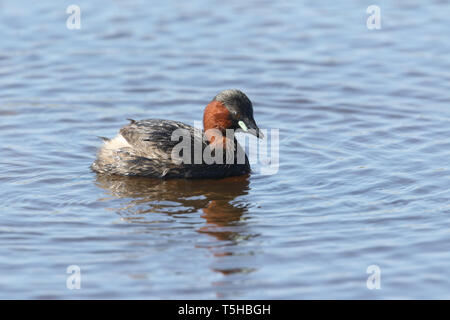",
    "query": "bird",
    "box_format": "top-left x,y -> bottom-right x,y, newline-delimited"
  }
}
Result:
91,89 -> 263,179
